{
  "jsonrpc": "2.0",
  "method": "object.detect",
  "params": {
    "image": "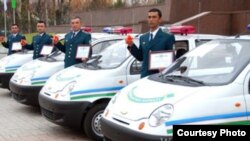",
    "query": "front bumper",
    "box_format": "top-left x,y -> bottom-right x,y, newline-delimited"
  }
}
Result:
39,93 -> 91,129
101,118 -> 173,141
0,73 -> 14,89
9,81 -> 42,106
